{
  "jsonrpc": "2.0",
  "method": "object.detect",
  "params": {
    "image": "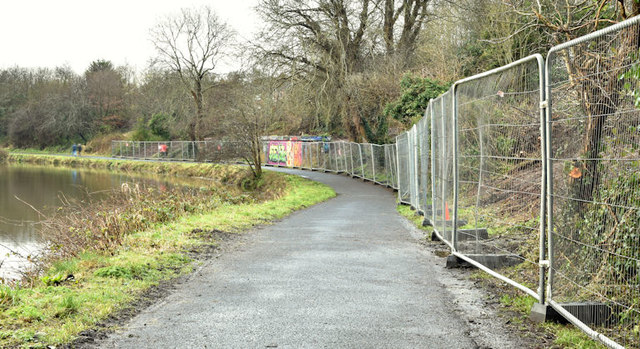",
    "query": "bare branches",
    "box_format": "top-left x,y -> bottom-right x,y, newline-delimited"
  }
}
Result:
150,6 -> 235,141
